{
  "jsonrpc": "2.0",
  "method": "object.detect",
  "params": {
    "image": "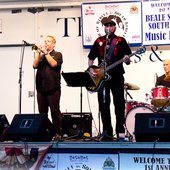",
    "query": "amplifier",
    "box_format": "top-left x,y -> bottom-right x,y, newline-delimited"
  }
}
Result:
62,112 -> 92,138
0,114 -> 9,141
